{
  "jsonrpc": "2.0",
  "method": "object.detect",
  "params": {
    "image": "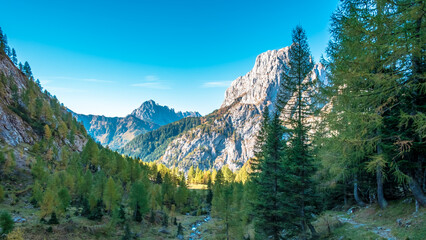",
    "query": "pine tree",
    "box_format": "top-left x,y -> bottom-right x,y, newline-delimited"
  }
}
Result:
155,172 -> 163,184
0,28 -> 9,56
211,171 -> 234,240
47,212 -> 59,225
23,61 -> 32,78
0,211 -> 14,234
11,48 -> 17,65
279,25 -> 319,238
251,112 -> 295,239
